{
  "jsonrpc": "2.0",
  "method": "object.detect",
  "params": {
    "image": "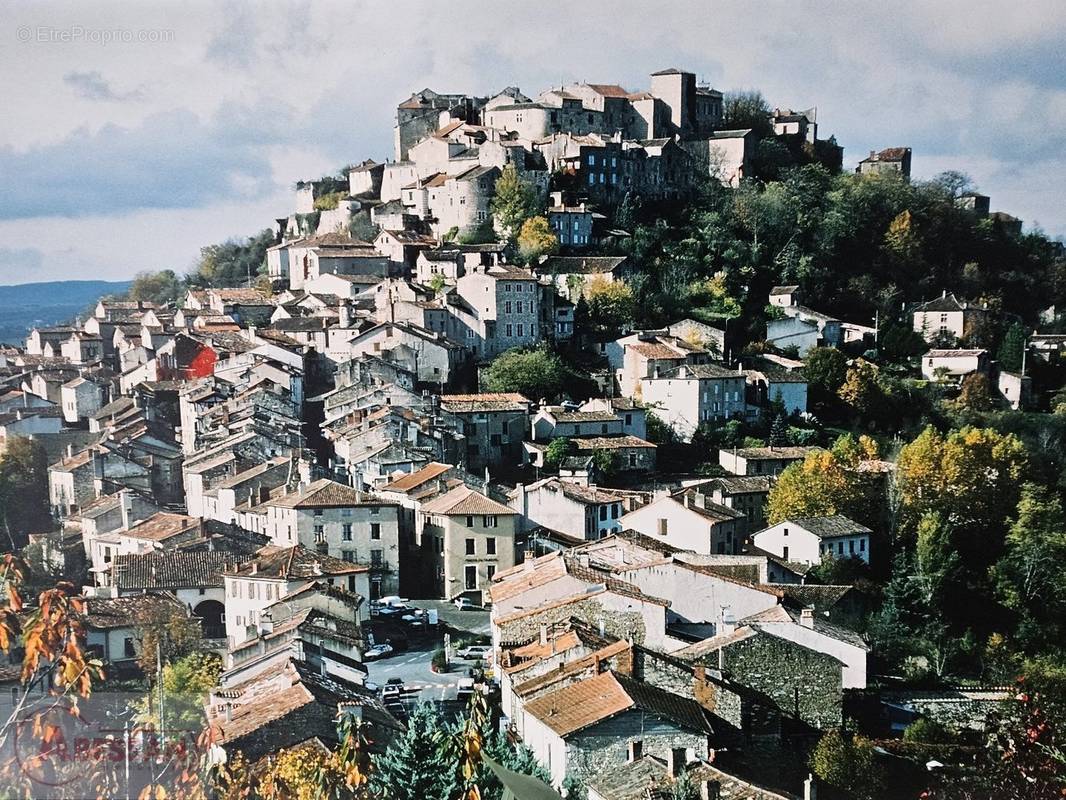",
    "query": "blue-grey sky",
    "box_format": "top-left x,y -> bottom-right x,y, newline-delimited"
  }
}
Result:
0,0 -> 1063,284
